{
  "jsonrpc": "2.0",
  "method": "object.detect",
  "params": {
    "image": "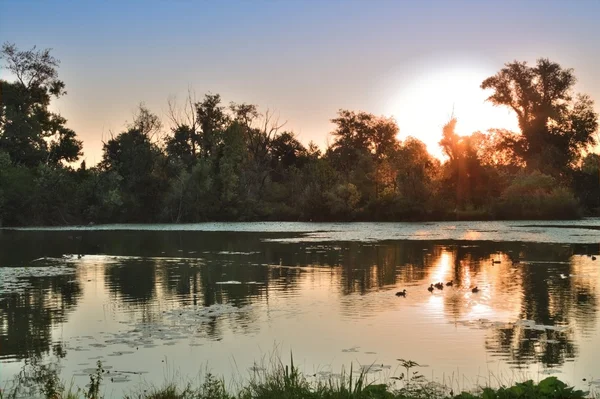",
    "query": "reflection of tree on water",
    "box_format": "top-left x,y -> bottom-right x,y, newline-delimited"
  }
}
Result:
329,240 -> 598,369
103,256 -> 266,340
420,242 -> 597,369
0,275 -> 81,360
336,242 -> 432,295
105,260 -> 157,304
1,233 -> 598,371
478,244 -> 597,368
